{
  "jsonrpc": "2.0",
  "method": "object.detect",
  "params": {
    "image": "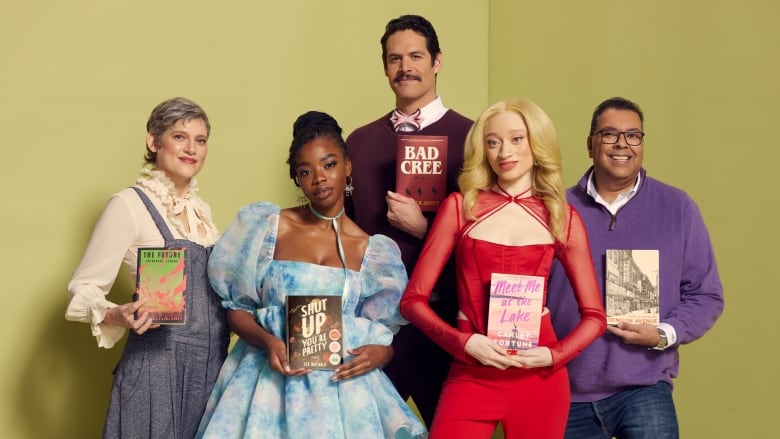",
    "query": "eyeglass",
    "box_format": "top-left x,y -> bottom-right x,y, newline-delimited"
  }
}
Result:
594,129 -> 645,146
